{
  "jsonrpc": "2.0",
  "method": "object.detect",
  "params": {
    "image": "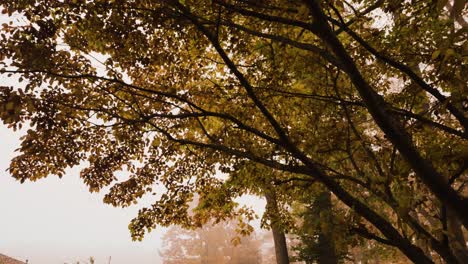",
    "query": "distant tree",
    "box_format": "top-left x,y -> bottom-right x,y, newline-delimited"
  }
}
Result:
290,188 -> 408,264
293,191 -> 340,264
160,220 -> 262,264
64,257 -> 96,264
